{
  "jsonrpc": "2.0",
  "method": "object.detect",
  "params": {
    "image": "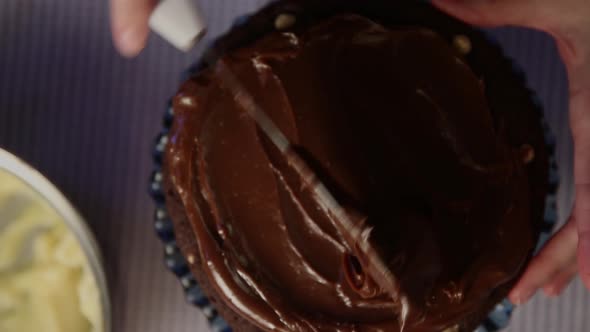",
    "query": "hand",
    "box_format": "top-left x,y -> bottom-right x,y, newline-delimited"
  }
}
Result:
432,0 -> 590,304
110,0 -> 156,57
